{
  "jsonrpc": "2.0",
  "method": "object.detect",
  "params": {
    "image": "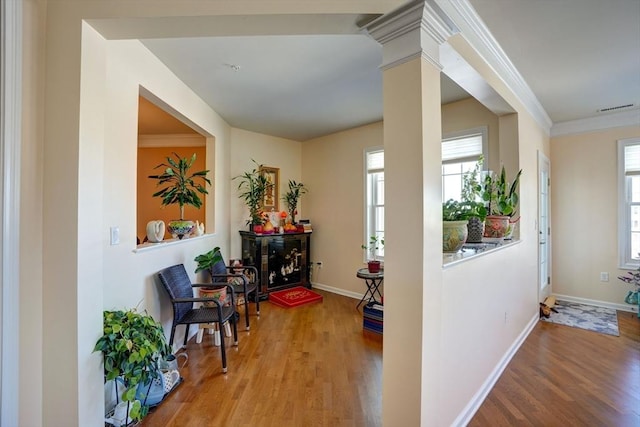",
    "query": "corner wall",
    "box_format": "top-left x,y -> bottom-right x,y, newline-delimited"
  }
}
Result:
551,125 -> 640,307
